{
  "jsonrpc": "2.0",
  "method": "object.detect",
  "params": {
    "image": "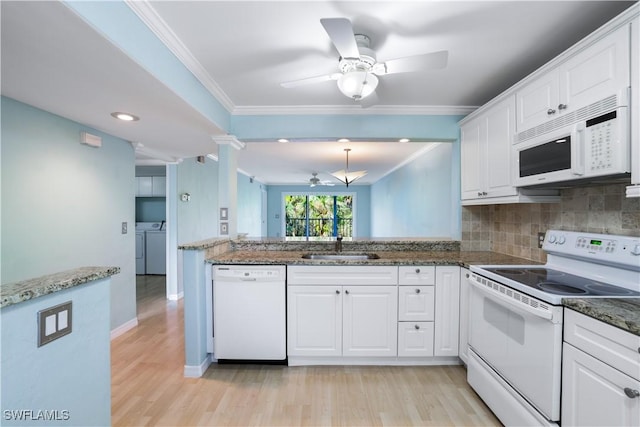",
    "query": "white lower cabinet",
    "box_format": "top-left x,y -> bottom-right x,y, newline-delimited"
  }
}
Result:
287,265 -> 461,364
287,285 -> 342,357
342,286 -> 398,357
562,309 -> 640,427
287,266 -> 398,359
458,267 -> 471,364
434,266 -> 460,357
562,343 -> 640,427
398,322 -> 434,357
